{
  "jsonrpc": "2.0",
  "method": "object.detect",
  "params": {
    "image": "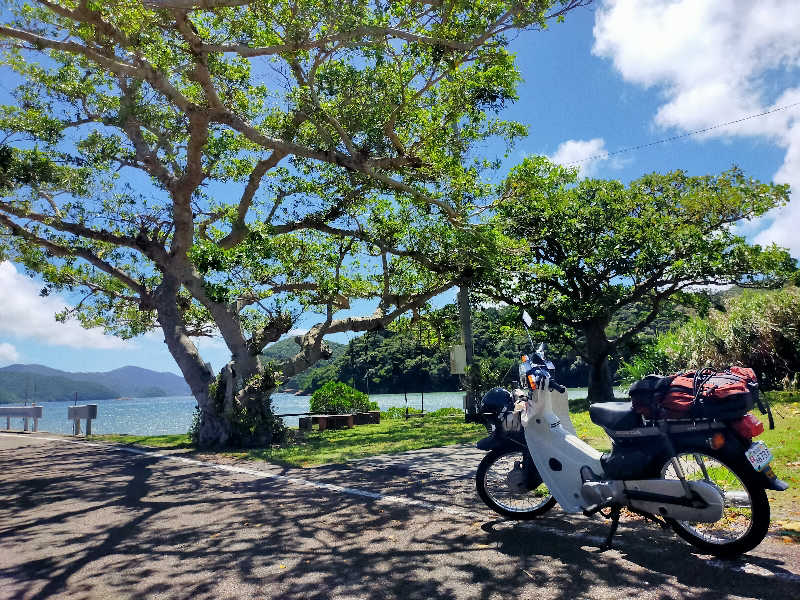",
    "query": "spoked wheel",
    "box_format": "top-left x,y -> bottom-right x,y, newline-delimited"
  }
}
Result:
660,449 -> 770,557
476,448 -> 556,519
